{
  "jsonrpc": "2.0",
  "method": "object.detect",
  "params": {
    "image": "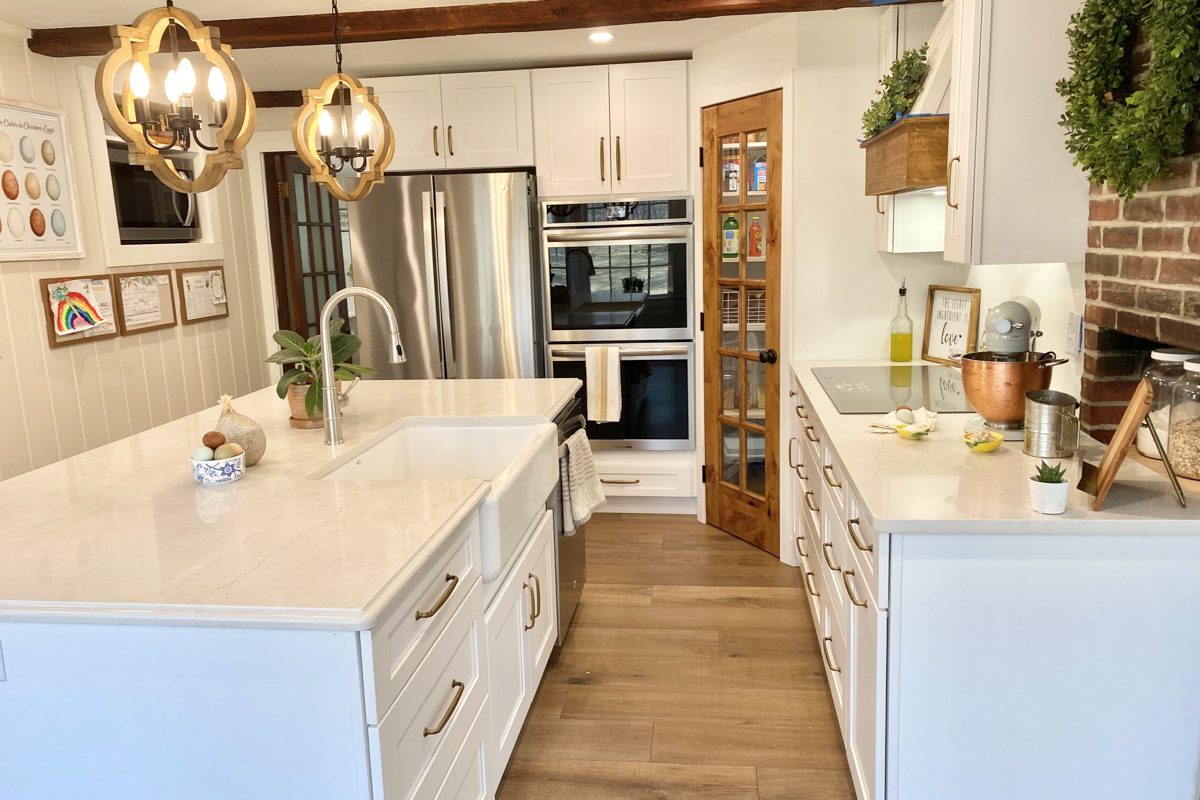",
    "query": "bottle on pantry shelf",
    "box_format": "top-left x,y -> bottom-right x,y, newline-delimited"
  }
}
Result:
1137,349 -> 1196,459
1167,359 -> 1200,479
747,216 -> 763,258
724,158 -> 739,195
722,214 -> 740,260
890,278 -> 913,363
